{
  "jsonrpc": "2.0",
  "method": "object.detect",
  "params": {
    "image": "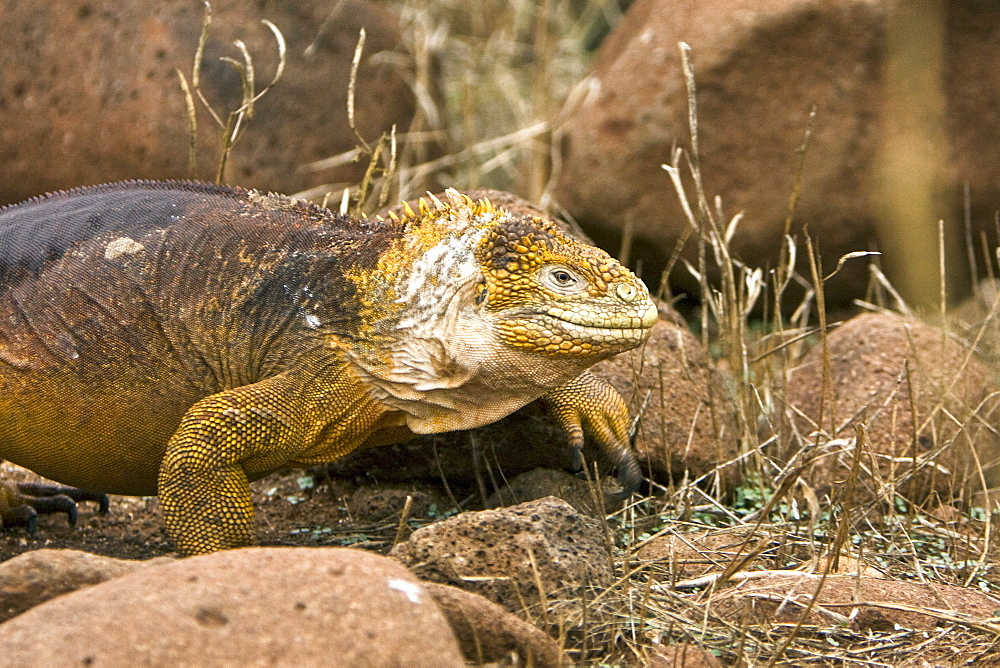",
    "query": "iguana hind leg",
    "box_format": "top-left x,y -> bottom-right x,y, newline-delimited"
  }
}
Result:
0,480 -> 109,533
